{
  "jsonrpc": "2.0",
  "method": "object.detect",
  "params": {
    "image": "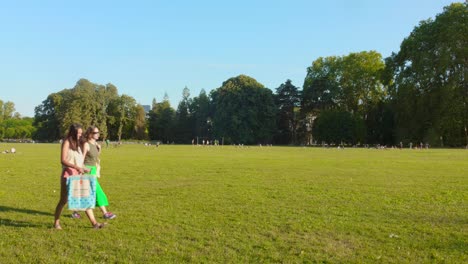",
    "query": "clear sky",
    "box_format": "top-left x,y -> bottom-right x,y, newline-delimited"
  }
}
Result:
0,0 -> 458,117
